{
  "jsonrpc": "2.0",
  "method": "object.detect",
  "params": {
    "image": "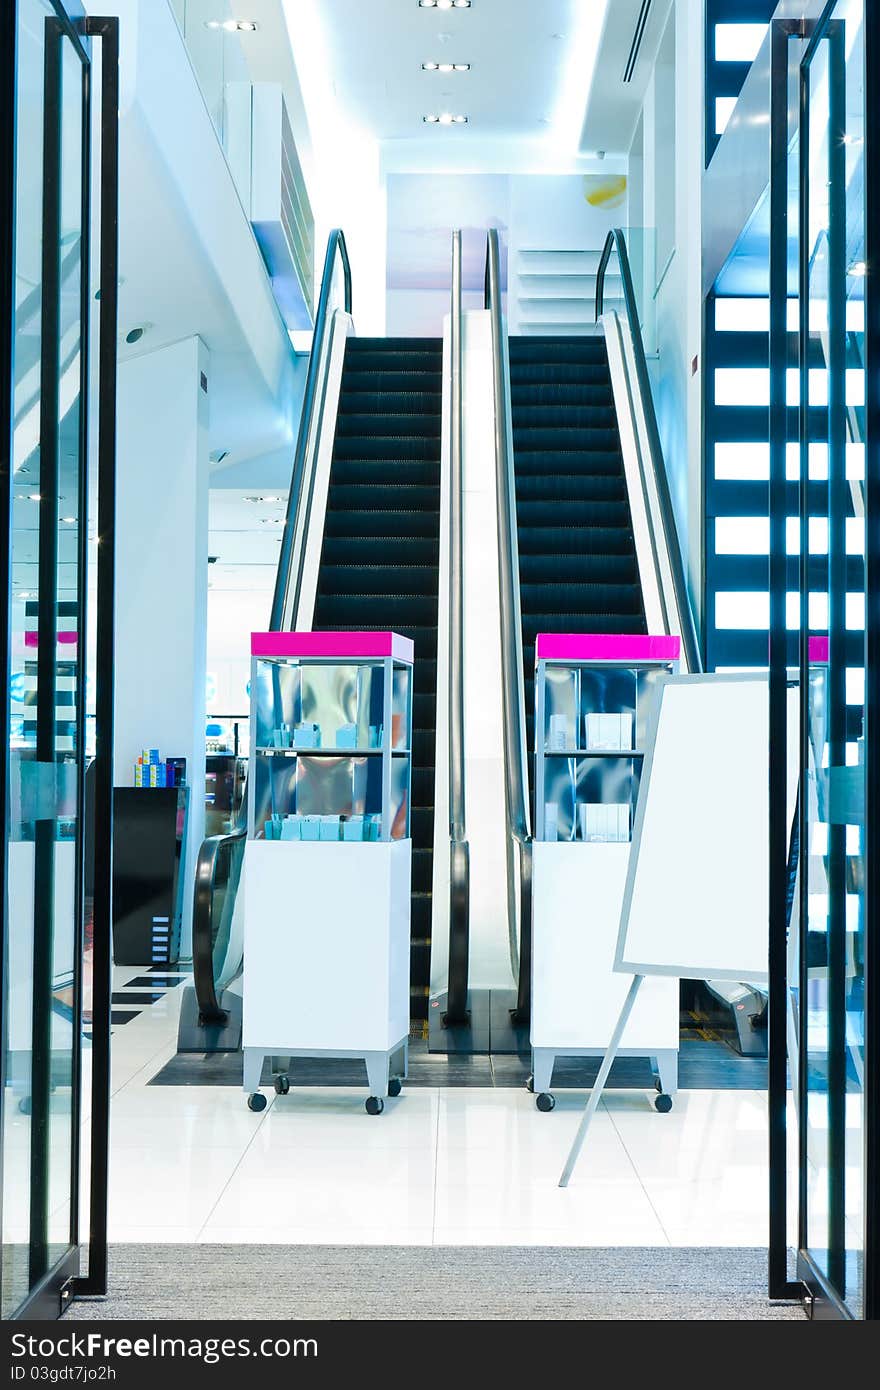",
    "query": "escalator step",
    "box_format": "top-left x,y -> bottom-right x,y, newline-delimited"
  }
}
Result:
511,383 -> 613,408
321,535 -> 440,566
518,525 -> 635,556
513,426 -> 622,453
339,390 -> 442,415
318,564 -> 439,597
516,499 -> 631,526
519,553 -> 639,585
333,436 -> 441,462
330,458 -> 440,487
324,509 -> 441,539
507,363 -> 609,386
514,454 -> 626,482
336,413 -> 442,439
510,405 -> 618,430
341,370 -> 441,393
